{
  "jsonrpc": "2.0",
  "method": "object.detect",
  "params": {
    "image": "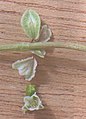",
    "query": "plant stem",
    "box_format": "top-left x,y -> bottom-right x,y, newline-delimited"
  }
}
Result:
0,42 -> 86,52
